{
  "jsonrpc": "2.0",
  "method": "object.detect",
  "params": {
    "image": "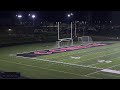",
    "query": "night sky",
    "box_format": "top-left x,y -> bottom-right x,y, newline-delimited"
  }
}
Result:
0,11 -> 120,24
